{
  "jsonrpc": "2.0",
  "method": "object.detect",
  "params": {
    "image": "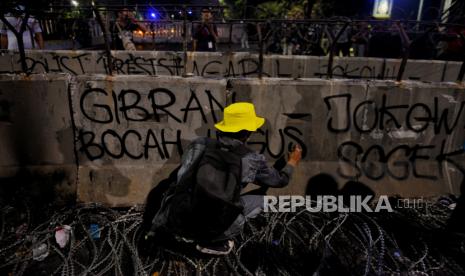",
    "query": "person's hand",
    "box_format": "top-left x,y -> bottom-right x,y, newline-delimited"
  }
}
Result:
287,144 -> 302,167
